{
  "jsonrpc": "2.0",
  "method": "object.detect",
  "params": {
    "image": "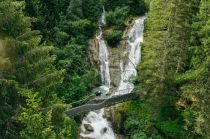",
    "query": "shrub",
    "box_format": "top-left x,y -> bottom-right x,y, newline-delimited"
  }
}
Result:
106,6 -> 129,27
104,30 -> 122,47
103,0 -> 147,15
